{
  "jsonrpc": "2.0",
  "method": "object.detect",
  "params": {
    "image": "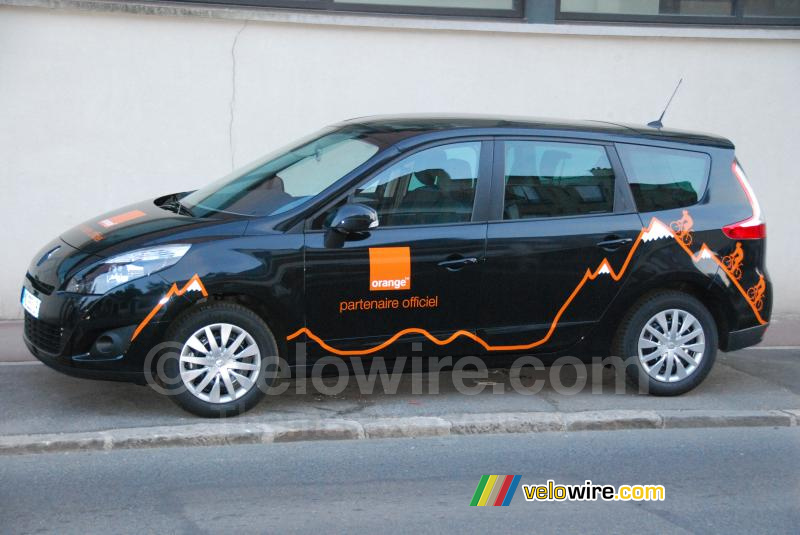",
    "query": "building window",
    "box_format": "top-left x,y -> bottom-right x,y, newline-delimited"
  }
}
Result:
557,0 -> 800,24
169,0 -> 523,18
742,0 -> 800,16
